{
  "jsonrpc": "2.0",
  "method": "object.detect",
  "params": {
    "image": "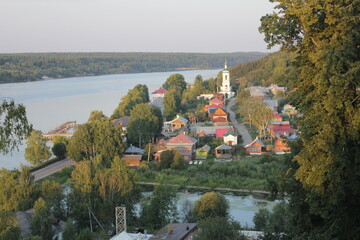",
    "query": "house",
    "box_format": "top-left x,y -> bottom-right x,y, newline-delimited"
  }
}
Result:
274,137 -> 291,154
149,223 -> 197,240
246,86 -> 267,98
153,139 -> 167,153
197,126 -> 232,136
166,132 -> 197,161
264,100 -> 279,113
111,231 -> 153,240
215,145 -> 232,159
195,145 -> 210,159
203,104 -> 224,112
149,97 -> 164,113
272,114 -> 282,122
245,138 -> 265,155
213,117 -> 228,126
211,108 -> 228,124
164,115 -> 188,132
223,128 -> 238,146
269,123 -> 292,138
113,116 -> 130,132
282,104 -> 298,116
209,97 -> 223,106
269,84 -> 286,95
123,155 -> 142,167
213,93 -> 224,100
151,87 -> 168,98
216,128 -> 234,138
167,132 -> 197,151
123,145 -> 144,167
154,150 -> 166,162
